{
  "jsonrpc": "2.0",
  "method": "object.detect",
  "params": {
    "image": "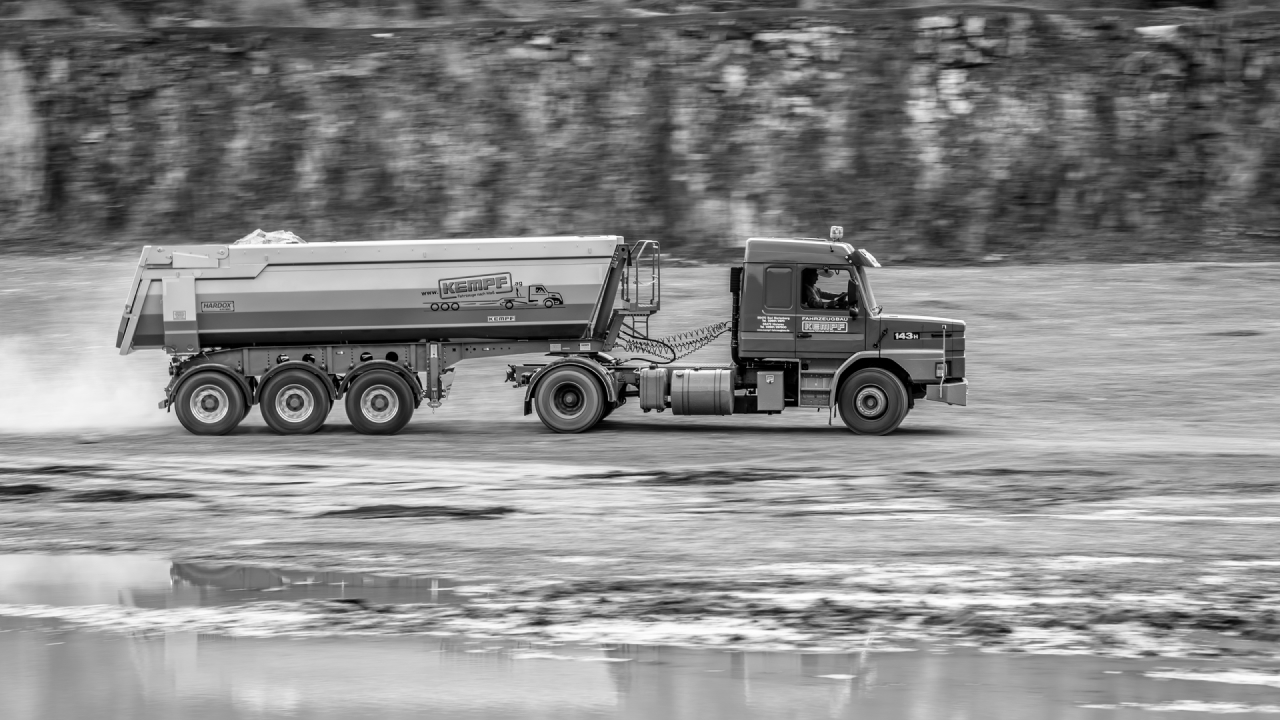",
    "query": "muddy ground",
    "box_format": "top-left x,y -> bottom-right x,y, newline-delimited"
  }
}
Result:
1,257 -> 1278,658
